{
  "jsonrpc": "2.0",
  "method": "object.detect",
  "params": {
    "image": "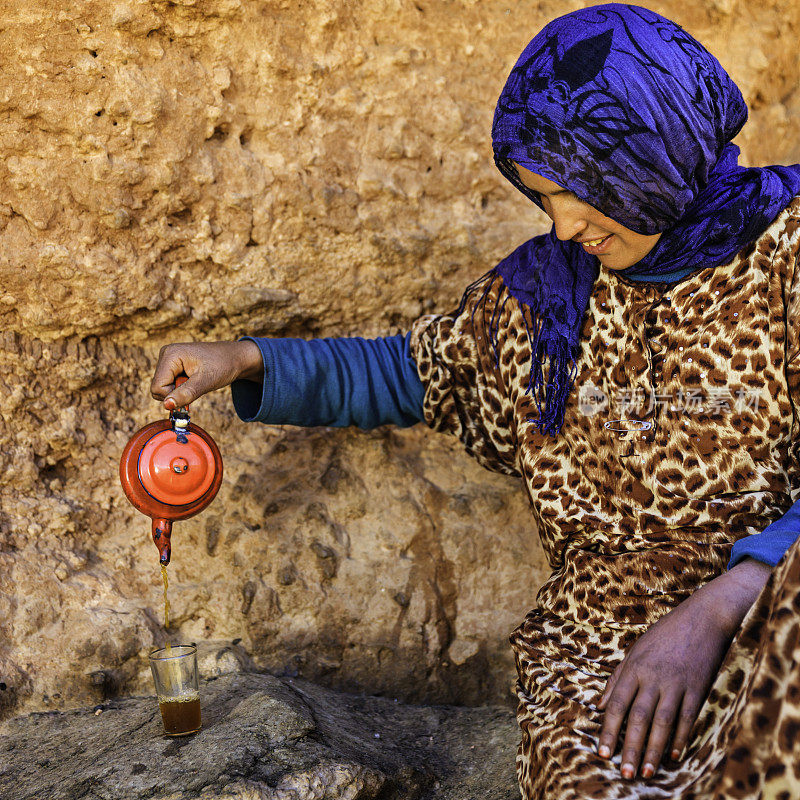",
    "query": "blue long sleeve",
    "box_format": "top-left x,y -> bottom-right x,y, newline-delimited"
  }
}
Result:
728,501 -> 800,569
229,332 -> 425,429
